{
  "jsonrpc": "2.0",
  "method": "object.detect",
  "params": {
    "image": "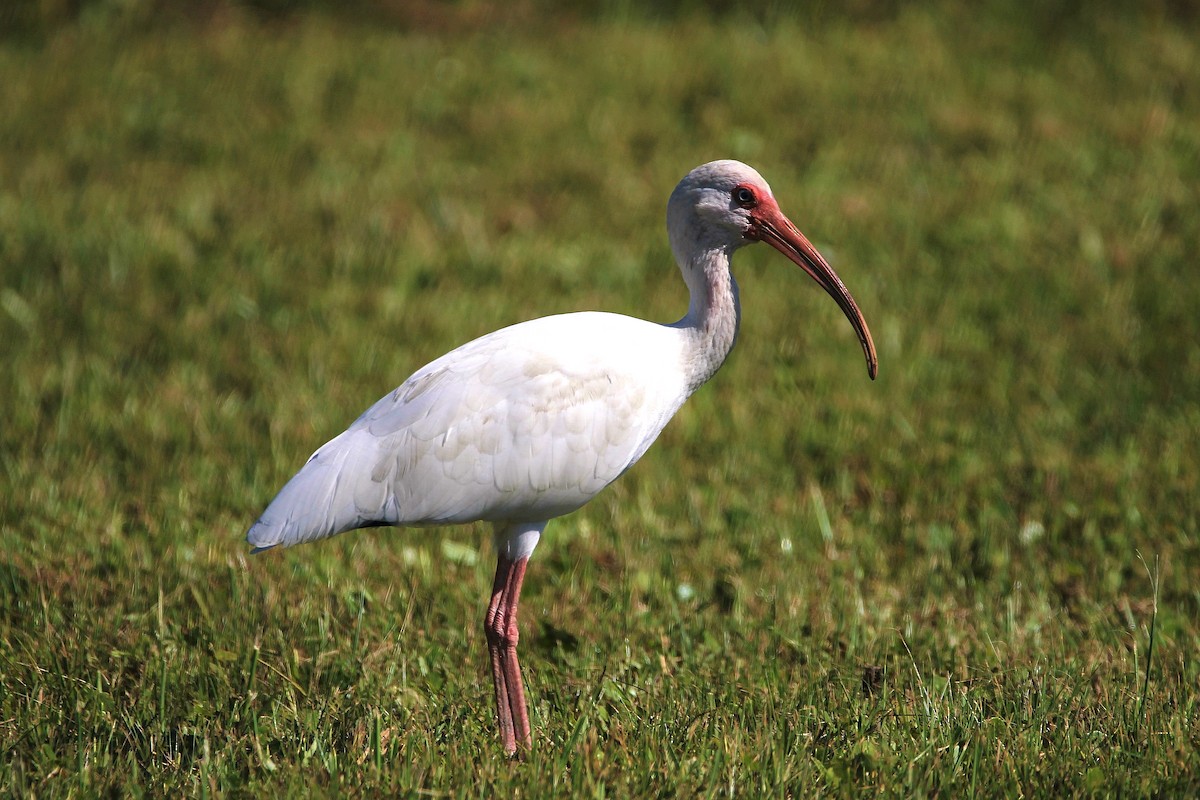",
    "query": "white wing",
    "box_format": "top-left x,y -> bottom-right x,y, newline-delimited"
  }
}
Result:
247,313 -> 690,550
